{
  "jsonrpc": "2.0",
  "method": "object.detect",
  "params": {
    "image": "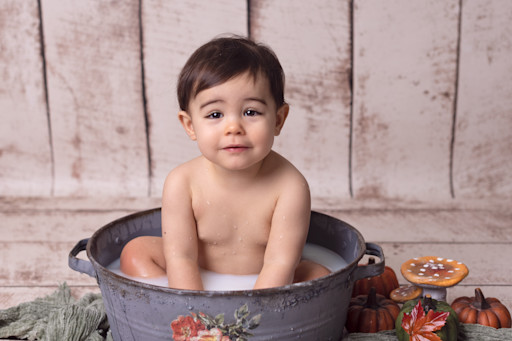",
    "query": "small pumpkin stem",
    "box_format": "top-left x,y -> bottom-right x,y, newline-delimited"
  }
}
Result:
368,257 -> 376,265
472,288 -> 491,310
423,294 -> 437,312
365,287 -> 379,308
